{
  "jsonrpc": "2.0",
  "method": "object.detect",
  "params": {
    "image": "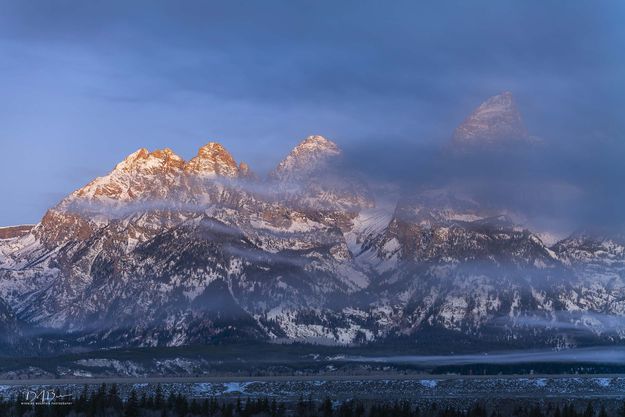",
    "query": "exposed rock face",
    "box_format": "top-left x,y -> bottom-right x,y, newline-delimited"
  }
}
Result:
116,148 -> 185,174
238,162 -> 255,179
69,143 -> 240,205
72,147 -> 186,202
554,232 -> 625,271
1,136 -> 625,351
0,298 -> 17,332
0,297 -> 20,351
0,225 -> 34,240
184,142 -> 240,177
272,135 -> 341,181
0,138 -> 375,347
271,135 -> 374,223
452,91 -> 529,146
34,143 -> 251,247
